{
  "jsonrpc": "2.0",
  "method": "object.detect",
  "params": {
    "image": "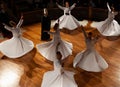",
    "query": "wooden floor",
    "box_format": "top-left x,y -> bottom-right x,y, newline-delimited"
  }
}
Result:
0,21 -> 120,87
